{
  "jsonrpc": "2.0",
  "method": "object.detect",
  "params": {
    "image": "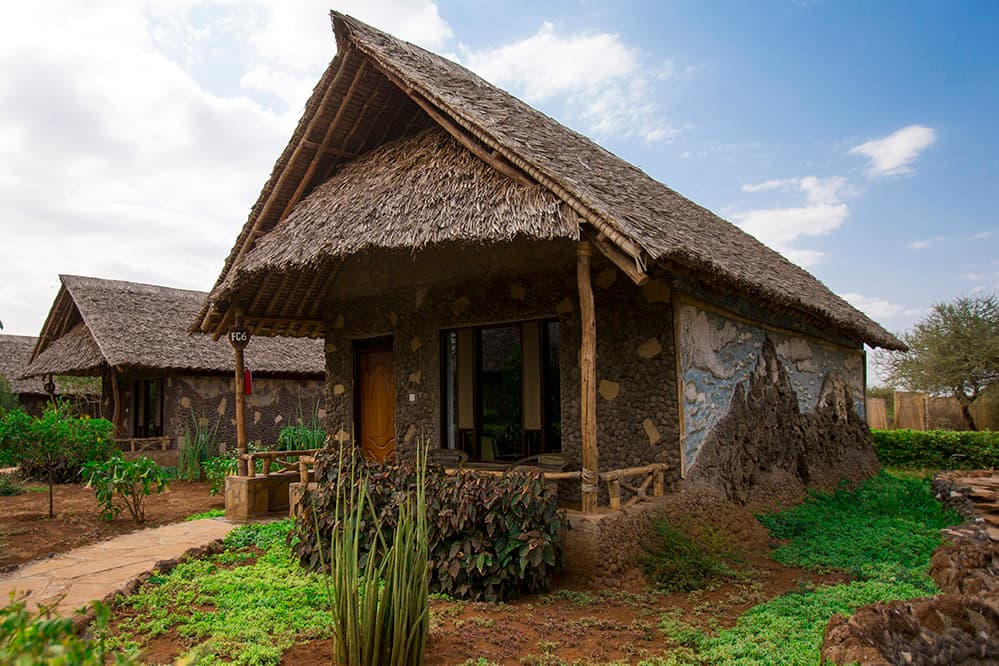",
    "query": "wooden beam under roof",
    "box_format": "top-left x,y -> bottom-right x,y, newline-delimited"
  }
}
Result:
278,59 -> 370,222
